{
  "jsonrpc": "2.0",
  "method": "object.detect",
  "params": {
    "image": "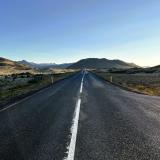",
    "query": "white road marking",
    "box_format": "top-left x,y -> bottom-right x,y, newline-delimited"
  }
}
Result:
80,82 -> 83,93
64,72 -> 85,160
64,98 -> 81,160
0,96 -> 32,113
0,79 -> 69,113
0,84 -> 56,113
